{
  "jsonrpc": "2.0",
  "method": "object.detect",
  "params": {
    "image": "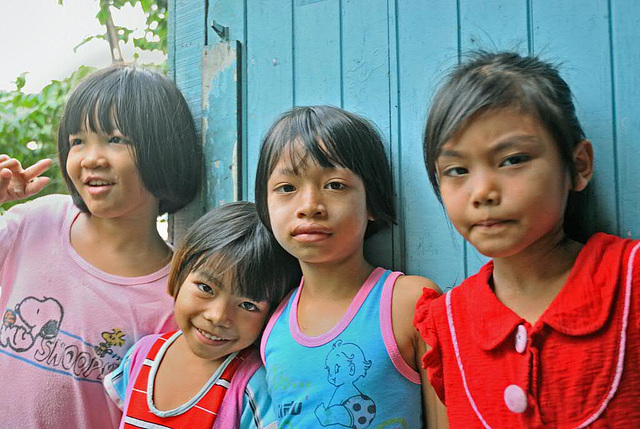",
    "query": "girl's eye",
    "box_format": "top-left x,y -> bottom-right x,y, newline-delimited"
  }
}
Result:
276,184 -> 296,193
501,154 -> 530,167
239,301 -> 259,312
196,283 -> 214,295
108,136 -> 126,144
70,138 -> 83,147
325,181 -> 346,190
442,166 -> 468,177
